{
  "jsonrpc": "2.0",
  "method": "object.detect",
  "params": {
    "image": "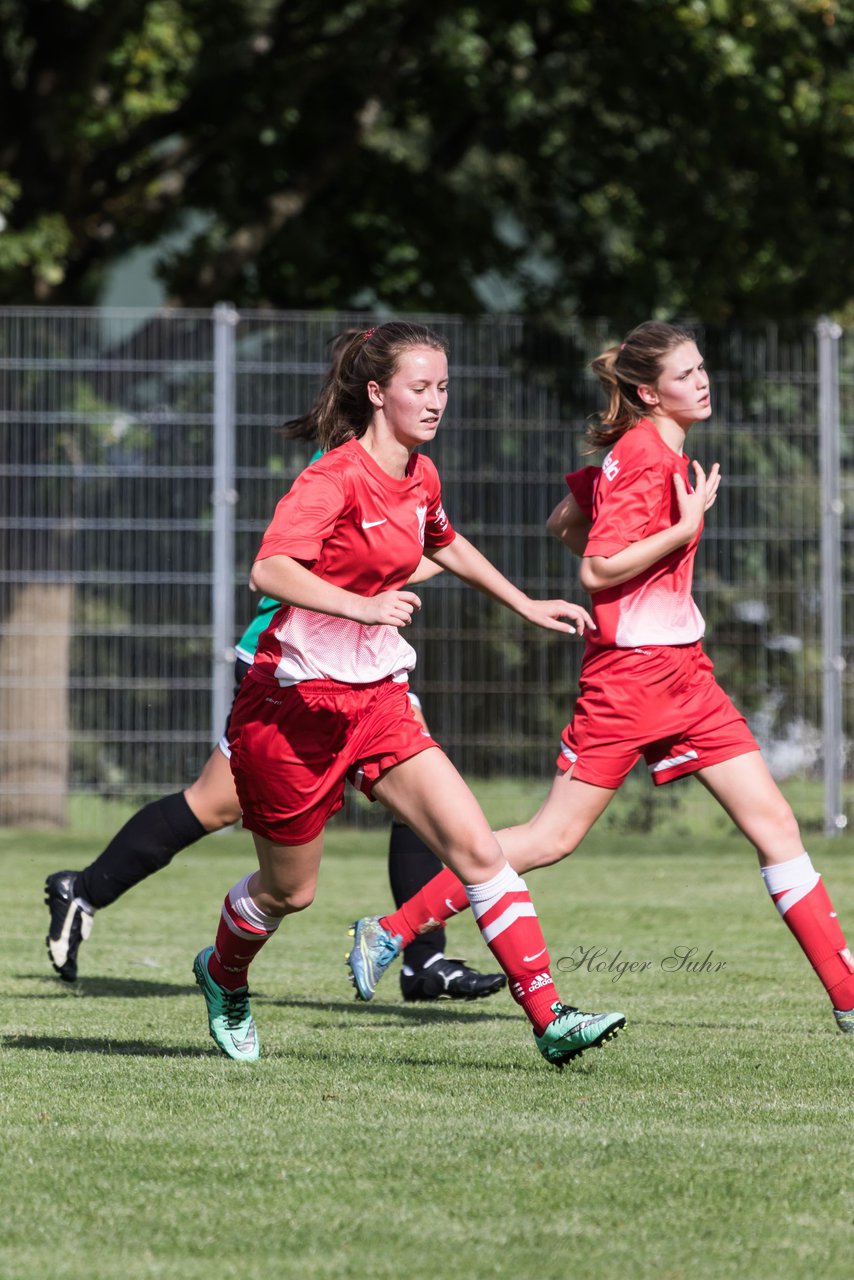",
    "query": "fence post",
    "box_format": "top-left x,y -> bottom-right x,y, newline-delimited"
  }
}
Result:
212,302 -> 239,746
816,316 -> 846,836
